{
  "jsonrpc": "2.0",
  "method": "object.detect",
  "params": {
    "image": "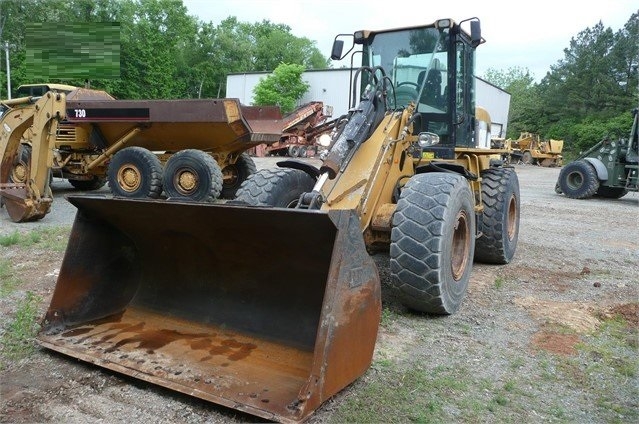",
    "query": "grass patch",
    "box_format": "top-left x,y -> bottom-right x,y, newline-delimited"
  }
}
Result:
493,276 -> 505,289
0,291 -> 42,367
550,316 -> 639,421
0,231 -> 20,247
0,259 -> 21,297
380,307 -> 399,328
329,362 -> 492,423
0,227 -> 70,252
